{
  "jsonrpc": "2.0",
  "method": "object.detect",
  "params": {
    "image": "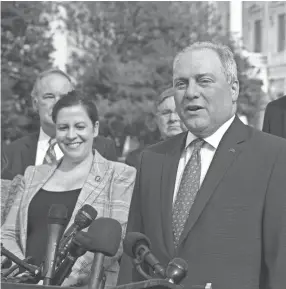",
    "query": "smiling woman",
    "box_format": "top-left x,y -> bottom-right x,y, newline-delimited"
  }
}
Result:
1,91 -> 136,287
51,91 -> 99,167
